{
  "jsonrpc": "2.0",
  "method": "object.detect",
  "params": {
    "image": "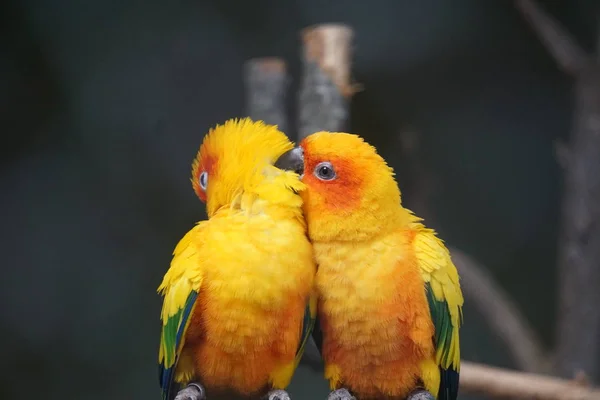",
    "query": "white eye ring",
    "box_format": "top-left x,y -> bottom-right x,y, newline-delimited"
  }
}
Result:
314,161 -> 336,181
199,172 -> 208,191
